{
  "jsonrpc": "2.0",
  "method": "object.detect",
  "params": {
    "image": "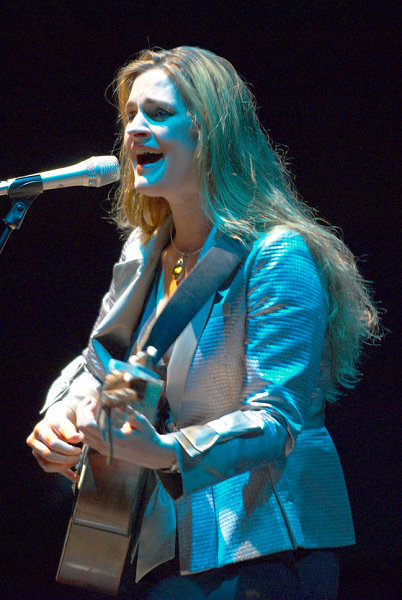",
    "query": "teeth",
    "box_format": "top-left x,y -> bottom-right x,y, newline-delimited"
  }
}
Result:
135,148 -> 160,155
136,151 -> 163,166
